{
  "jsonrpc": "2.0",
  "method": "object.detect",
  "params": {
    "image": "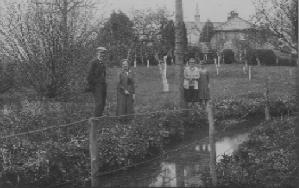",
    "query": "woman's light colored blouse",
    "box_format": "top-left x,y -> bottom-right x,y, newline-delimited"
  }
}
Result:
184,66 -> 200,89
